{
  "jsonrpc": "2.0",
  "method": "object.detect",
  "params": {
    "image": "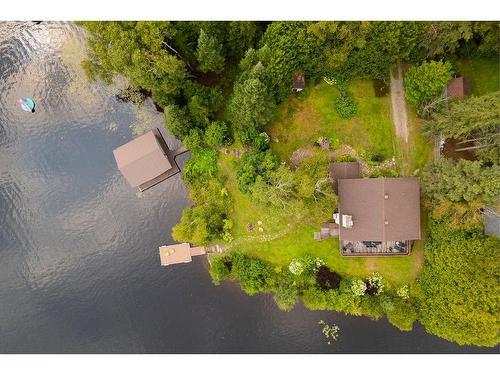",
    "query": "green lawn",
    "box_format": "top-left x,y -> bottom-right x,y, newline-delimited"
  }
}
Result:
403,107 -> 434,176
456,57 -> 499,96
268,80 -> 398,162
